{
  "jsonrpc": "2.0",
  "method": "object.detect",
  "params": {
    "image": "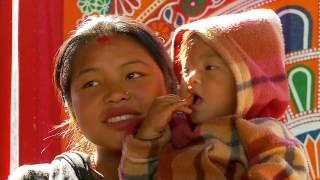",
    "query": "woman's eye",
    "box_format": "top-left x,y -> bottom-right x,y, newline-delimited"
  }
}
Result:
82,81 -> 99,88
127,72 -> 143,79
205,65 -> 218,71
